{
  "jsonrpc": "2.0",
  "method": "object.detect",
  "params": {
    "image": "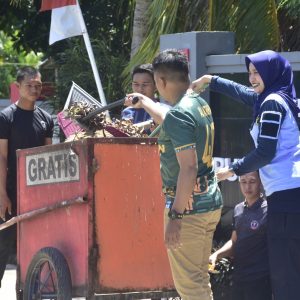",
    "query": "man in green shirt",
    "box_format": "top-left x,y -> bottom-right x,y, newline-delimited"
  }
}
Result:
126,49 -> 222,300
